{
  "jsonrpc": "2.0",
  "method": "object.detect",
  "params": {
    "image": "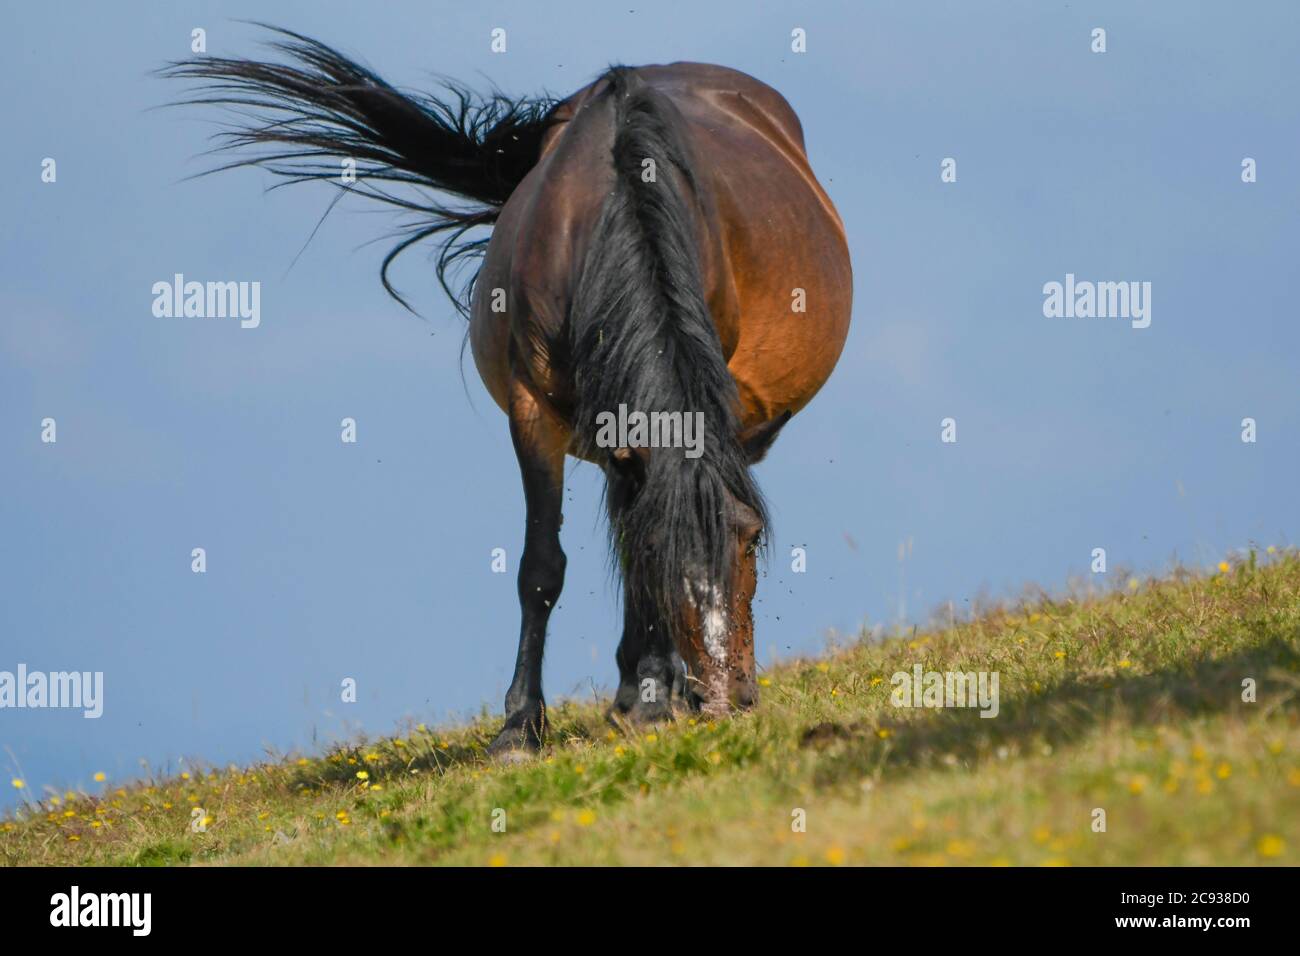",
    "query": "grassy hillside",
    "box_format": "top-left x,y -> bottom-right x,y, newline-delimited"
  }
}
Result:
5,551 -> 1299,866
